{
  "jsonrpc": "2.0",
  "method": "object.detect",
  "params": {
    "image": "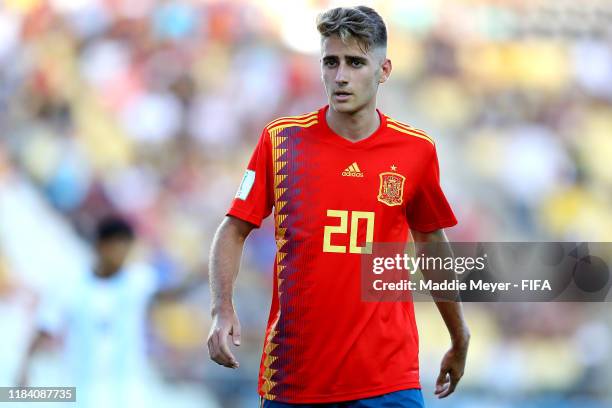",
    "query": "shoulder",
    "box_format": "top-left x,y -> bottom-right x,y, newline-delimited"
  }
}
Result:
264,110 -> 319,133
383,114 -> 435,148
